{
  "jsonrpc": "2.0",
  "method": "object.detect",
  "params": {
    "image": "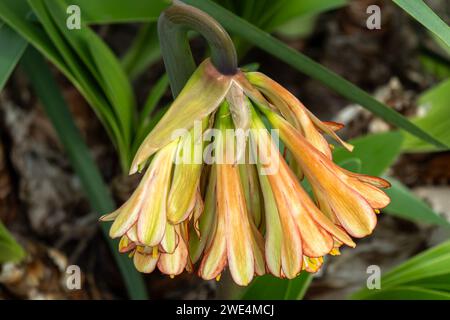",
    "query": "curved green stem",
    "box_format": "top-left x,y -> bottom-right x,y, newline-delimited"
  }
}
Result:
158,1 -> 237,97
